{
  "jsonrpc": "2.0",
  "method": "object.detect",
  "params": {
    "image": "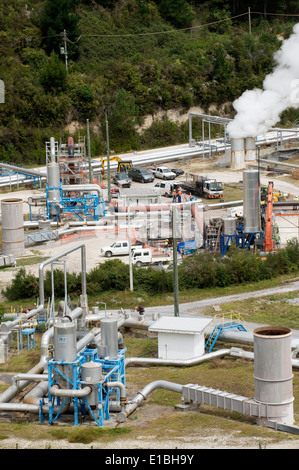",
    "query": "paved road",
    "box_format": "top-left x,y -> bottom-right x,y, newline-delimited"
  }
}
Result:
111,278 -> 299,346
136,278 -> 299,316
